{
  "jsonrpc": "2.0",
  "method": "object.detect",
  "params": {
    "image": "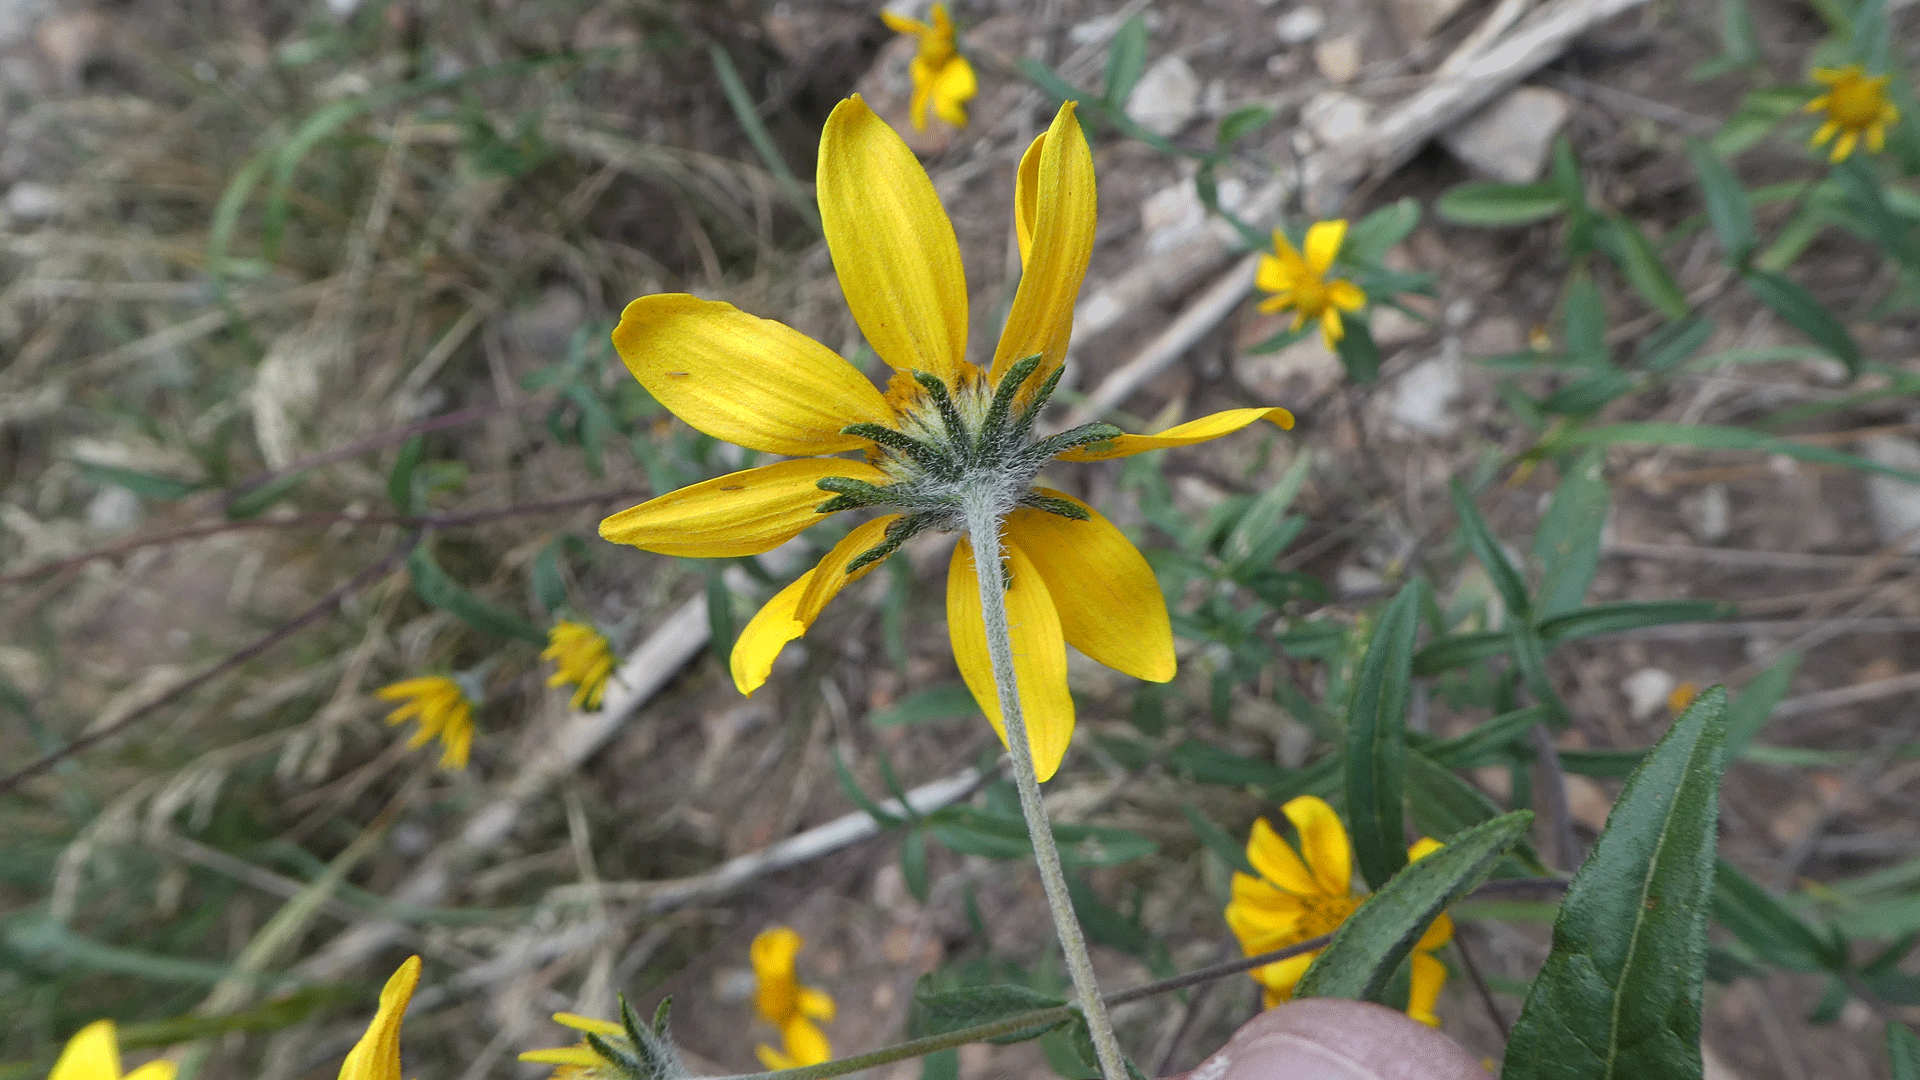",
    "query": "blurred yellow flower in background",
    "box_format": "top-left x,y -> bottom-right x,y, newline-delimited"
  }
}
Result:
544,620 -> 615,711
1257,220 -> 1367,348
374,676 -> 475,769
338,956 -> 421,1080
882,3 -> 976,130
1806,64 -> 1899,161
47,1021 -> 175,1080
1225,796 -> 1452,1026
752,927 -> 836,1069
